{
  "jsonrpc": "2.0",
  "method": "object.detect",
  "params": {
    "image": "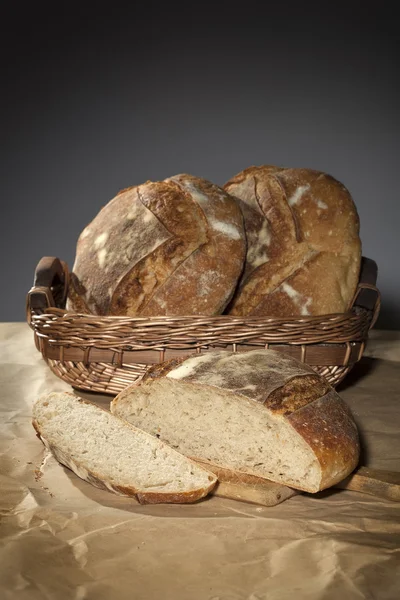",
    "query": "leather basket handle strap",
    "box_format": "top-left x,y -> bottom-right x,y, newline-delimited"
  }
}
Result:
26,257 -> 69,324
350,256 -> 381,329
